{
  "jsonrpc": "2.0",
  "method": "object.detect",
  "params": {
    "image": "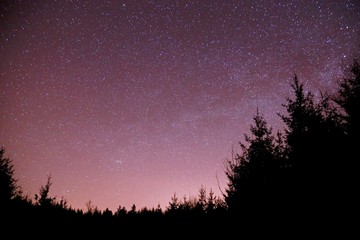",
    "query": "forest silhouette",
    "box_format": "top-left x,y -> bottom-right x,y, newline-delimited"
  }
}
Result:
1,57 -> 359,233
